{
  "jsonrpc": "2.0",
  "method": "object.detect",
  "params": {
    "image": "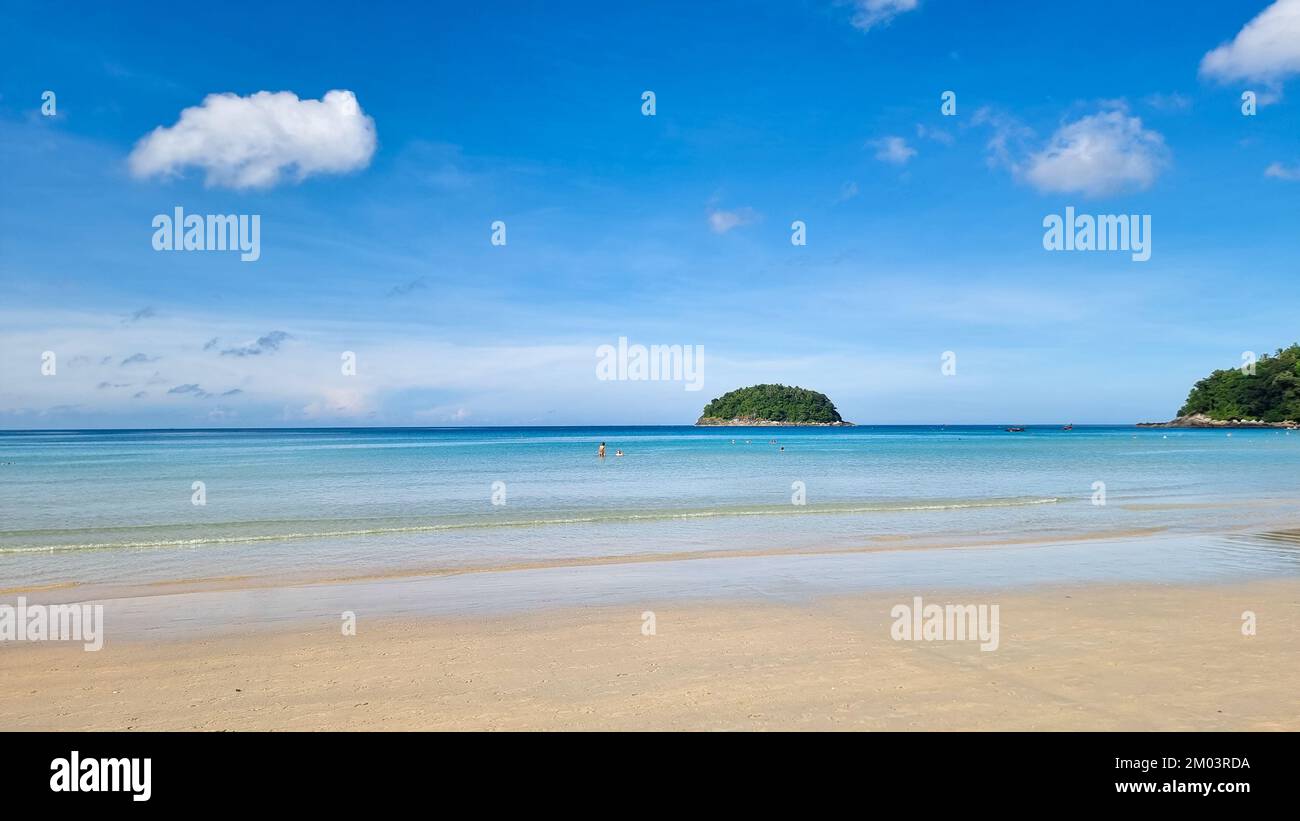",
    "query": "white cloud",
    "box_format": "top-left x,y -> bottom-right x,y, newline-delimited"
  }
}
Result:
129,90 -> 377,189
1021,110 -> 1168,197
1200,0 -> 1300,95
850,0 -> 920,32
0,308 -> 644,426
707,207 -> 758,234
1265,161 -> 1300,180
870,135 -> 917,165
